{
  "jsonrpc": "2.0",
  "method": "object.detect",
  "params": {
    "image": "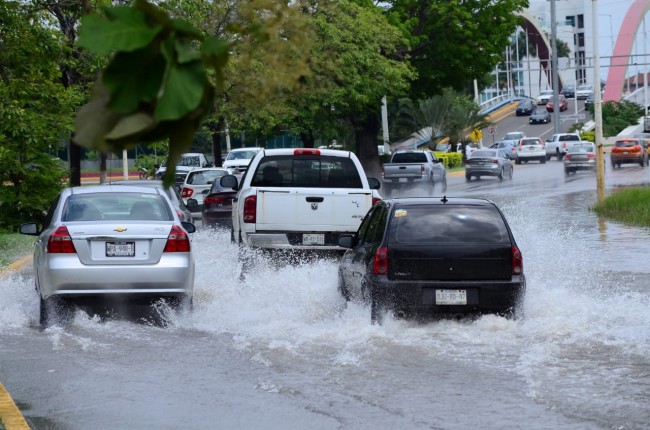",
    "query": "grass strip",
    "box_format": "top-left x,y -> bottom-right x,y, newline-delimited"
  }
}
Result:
592,187 -> 650,227
0,233 -> 34,267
